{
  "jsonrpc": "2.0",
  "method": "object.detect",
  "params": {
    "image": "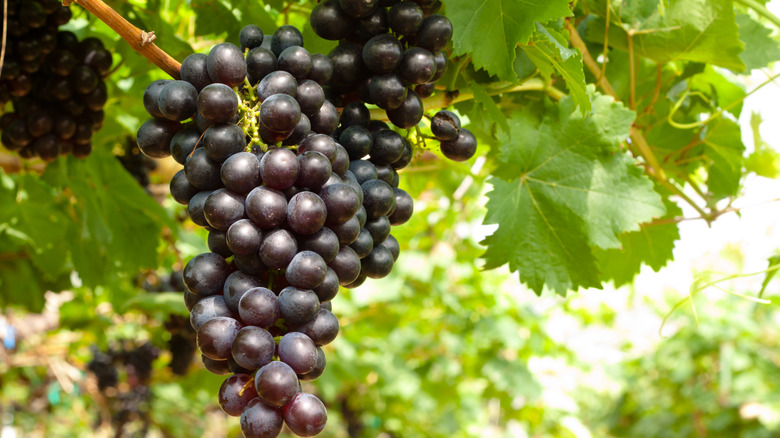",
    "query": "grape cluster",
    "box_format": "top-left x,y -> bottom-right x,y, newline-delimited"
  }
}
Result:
0,0 -> 111,160
86,342 -> 159,434
310,0 -> 450,128
118,138 -> 158,189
